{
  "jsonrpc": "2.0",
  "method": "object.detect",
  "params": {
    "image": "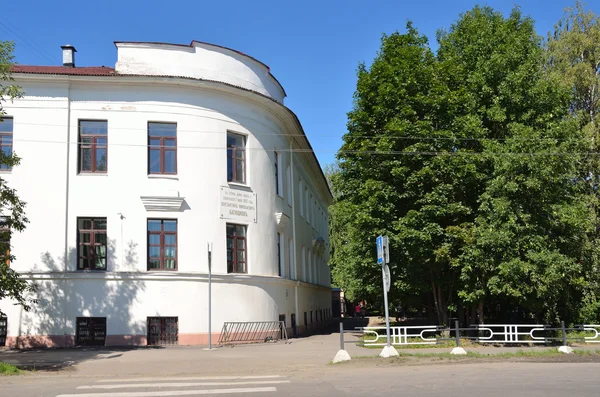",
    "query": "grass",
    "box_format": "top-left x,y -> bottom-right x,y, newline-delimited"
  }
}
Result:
332,348 -> 600,365
0,362 -> 21,375
357,334 -> 477,349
